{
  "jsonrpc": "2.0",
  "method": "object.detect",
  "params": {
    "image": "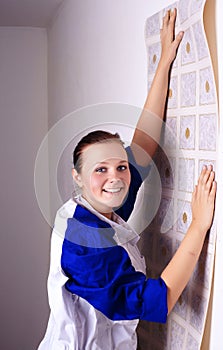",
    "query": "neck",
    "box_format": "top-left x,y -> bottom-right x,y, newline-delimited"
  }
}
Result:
101,211 -> 112,220
81,195 -> 113,220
